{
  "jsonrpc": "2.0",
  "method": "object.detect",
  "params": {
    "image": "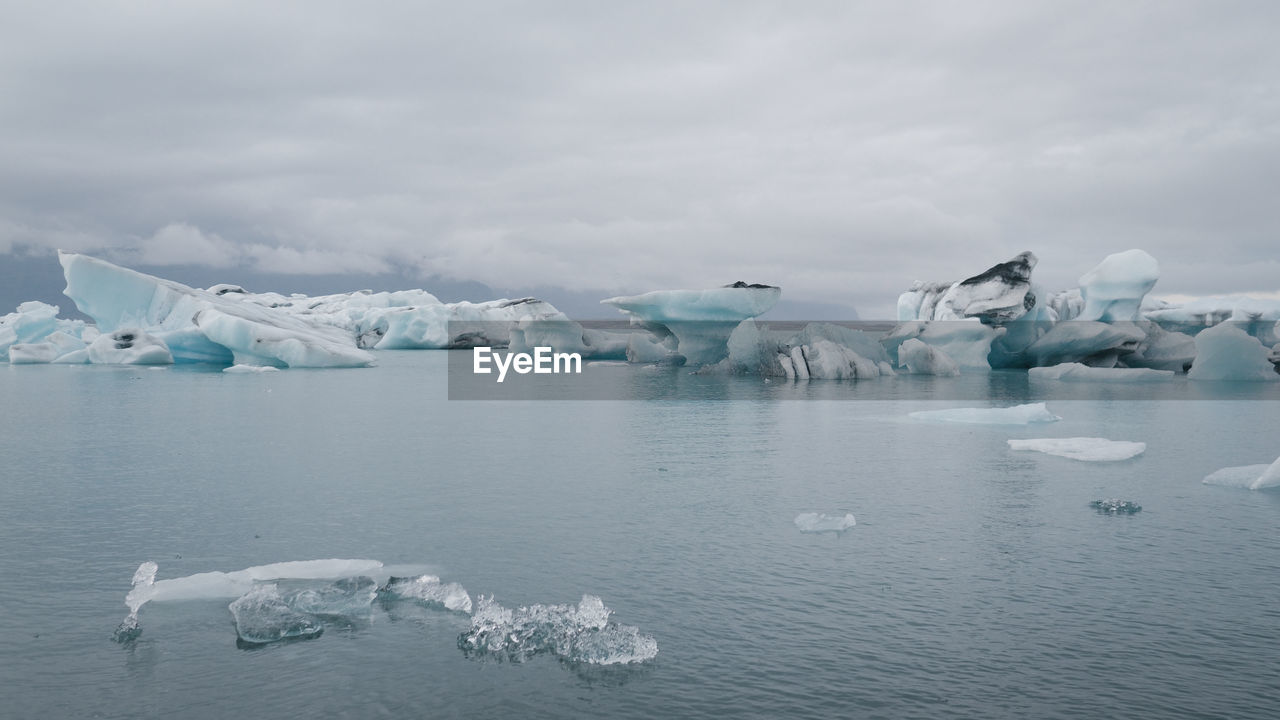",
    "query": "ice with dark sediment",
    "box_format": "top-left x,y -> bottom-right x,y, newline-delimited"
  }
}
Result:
458,594 -> 658,665
897,251 -> 1038,323
794,513 -> 857,534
